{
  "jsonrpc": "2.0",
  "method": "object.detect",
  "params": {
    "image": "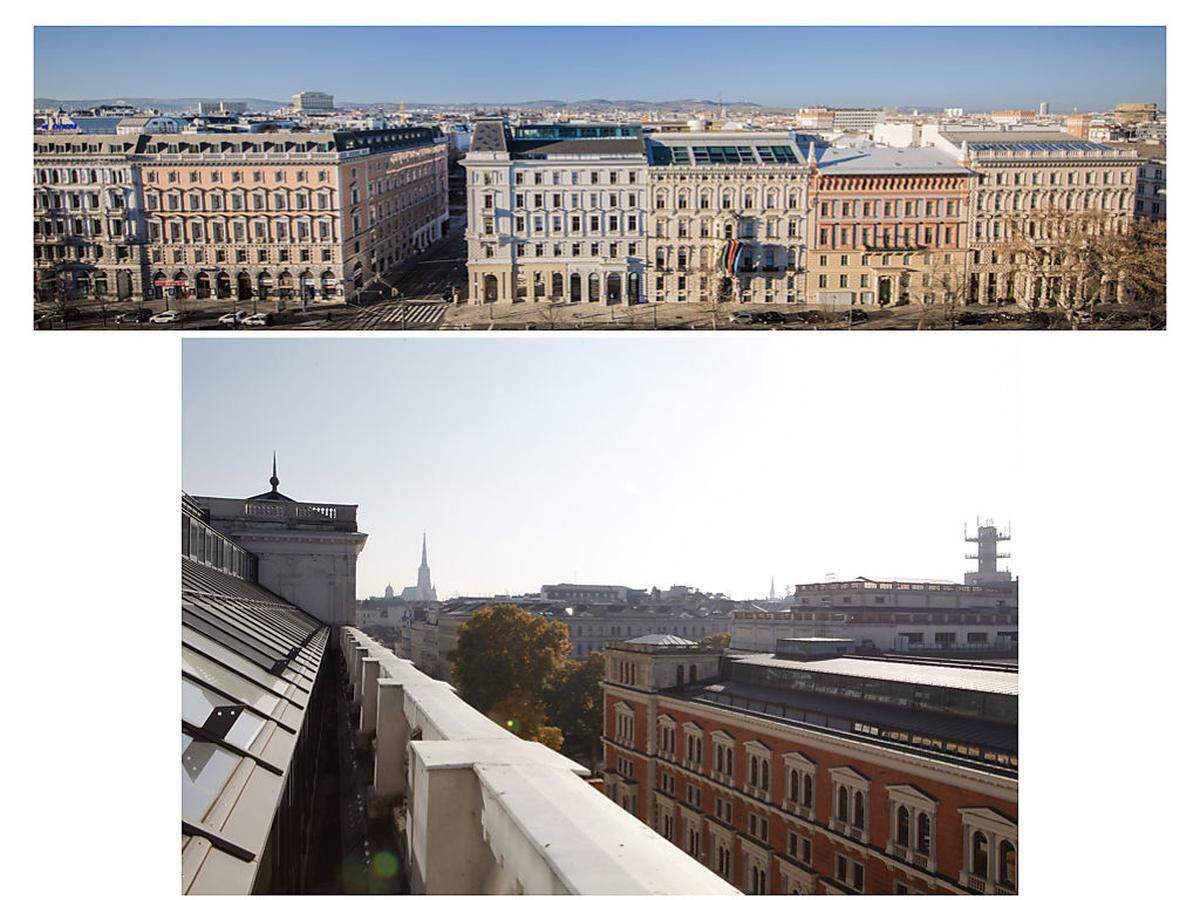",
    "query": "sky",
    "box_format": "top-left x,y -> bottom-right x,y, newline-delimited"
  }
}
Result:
35,26 -> 1164,111
182,337 -> 1022,602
